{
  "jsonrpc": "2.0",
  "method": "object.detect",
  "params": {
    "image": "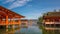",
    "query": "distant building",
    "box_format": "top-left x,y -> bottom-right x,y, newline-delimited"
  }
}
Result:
21,19 -> 28,27
20,19 -> 38,26
28,19 -> 38,26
